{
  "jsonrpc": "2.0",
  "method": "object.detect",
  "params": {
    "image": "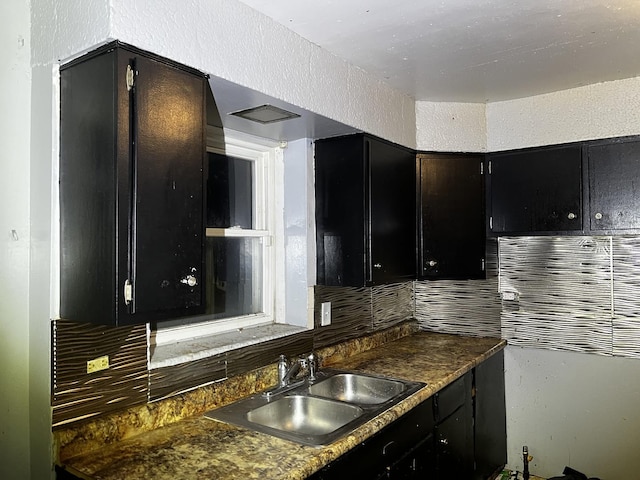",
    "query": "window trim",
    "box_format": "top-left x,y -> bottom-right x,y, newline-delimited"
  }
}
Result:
151,128 -> 285,347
